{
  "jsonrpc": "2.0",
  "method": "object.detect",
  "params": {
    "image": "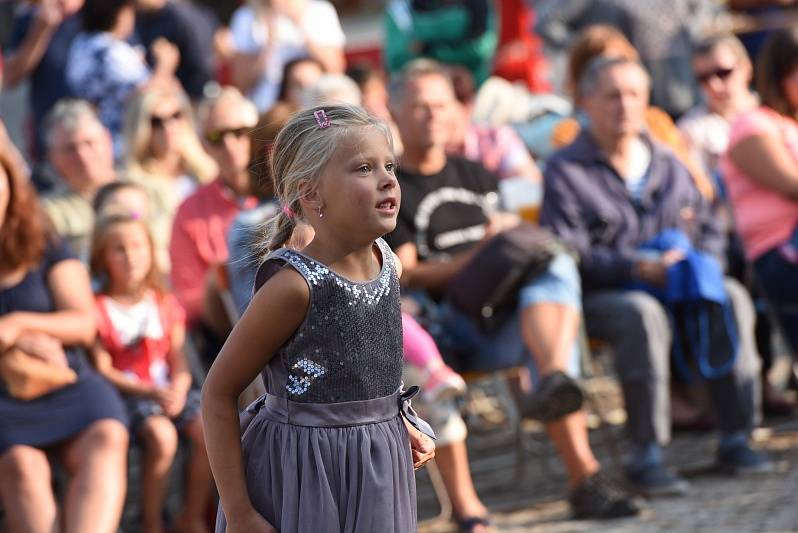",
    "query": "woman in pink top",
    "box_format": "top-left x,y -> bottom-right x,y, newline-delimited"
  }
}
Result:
723,27 -> 798,354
